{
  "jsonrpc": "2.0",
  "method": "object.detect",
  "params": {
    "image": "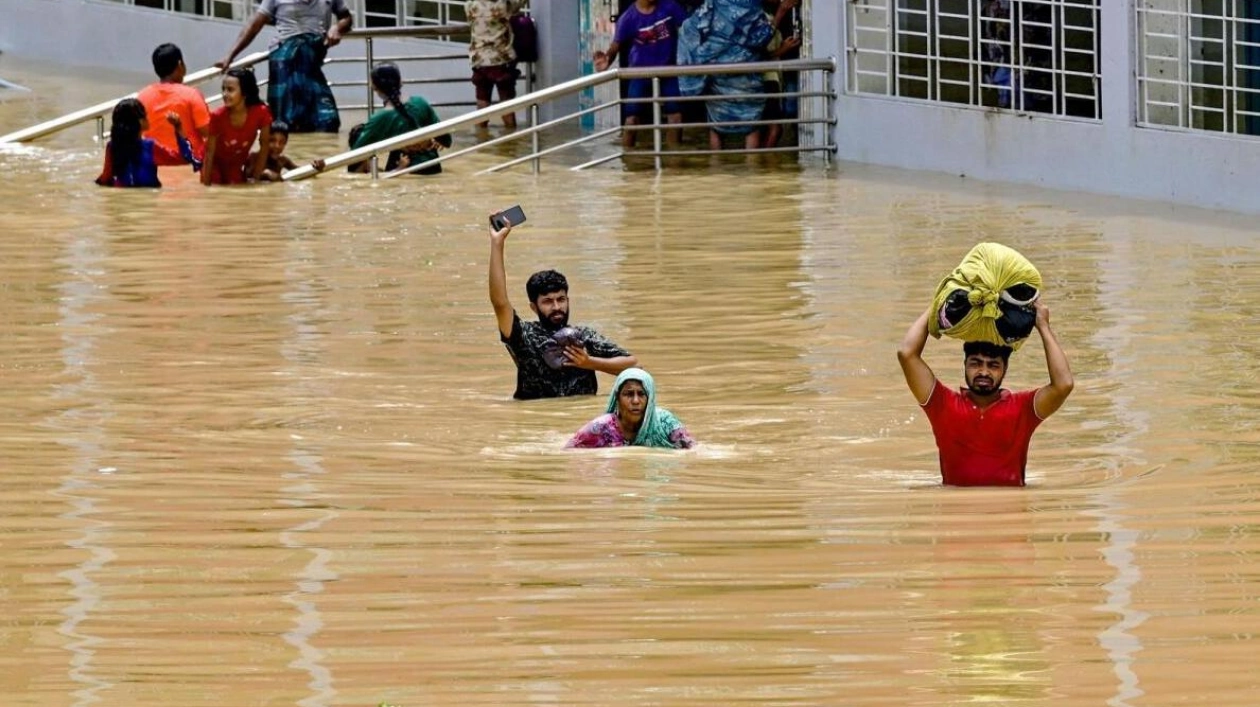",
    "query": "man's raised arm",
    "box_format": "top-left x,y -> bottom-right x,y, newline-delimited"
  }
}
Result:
897,308 -> 938,405
1032,300 -> 1074,419
488,220 -> 516,339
